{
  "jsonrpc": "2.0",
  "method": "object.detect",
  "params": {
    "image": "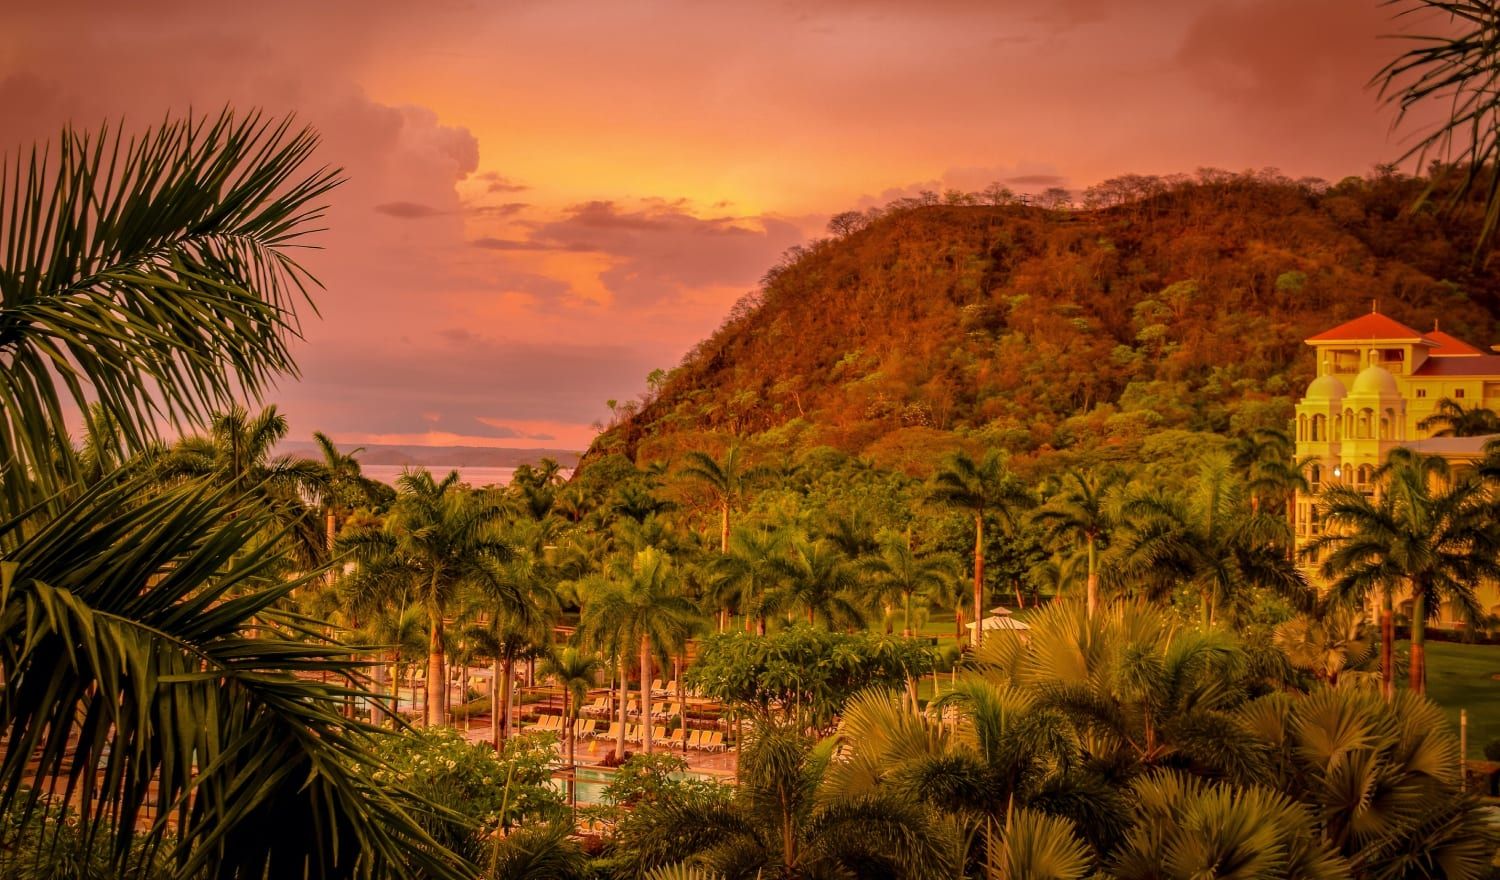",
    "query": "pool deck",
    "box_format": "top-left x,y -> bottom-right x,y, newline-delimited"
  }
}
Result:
459,714 -> 739,778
